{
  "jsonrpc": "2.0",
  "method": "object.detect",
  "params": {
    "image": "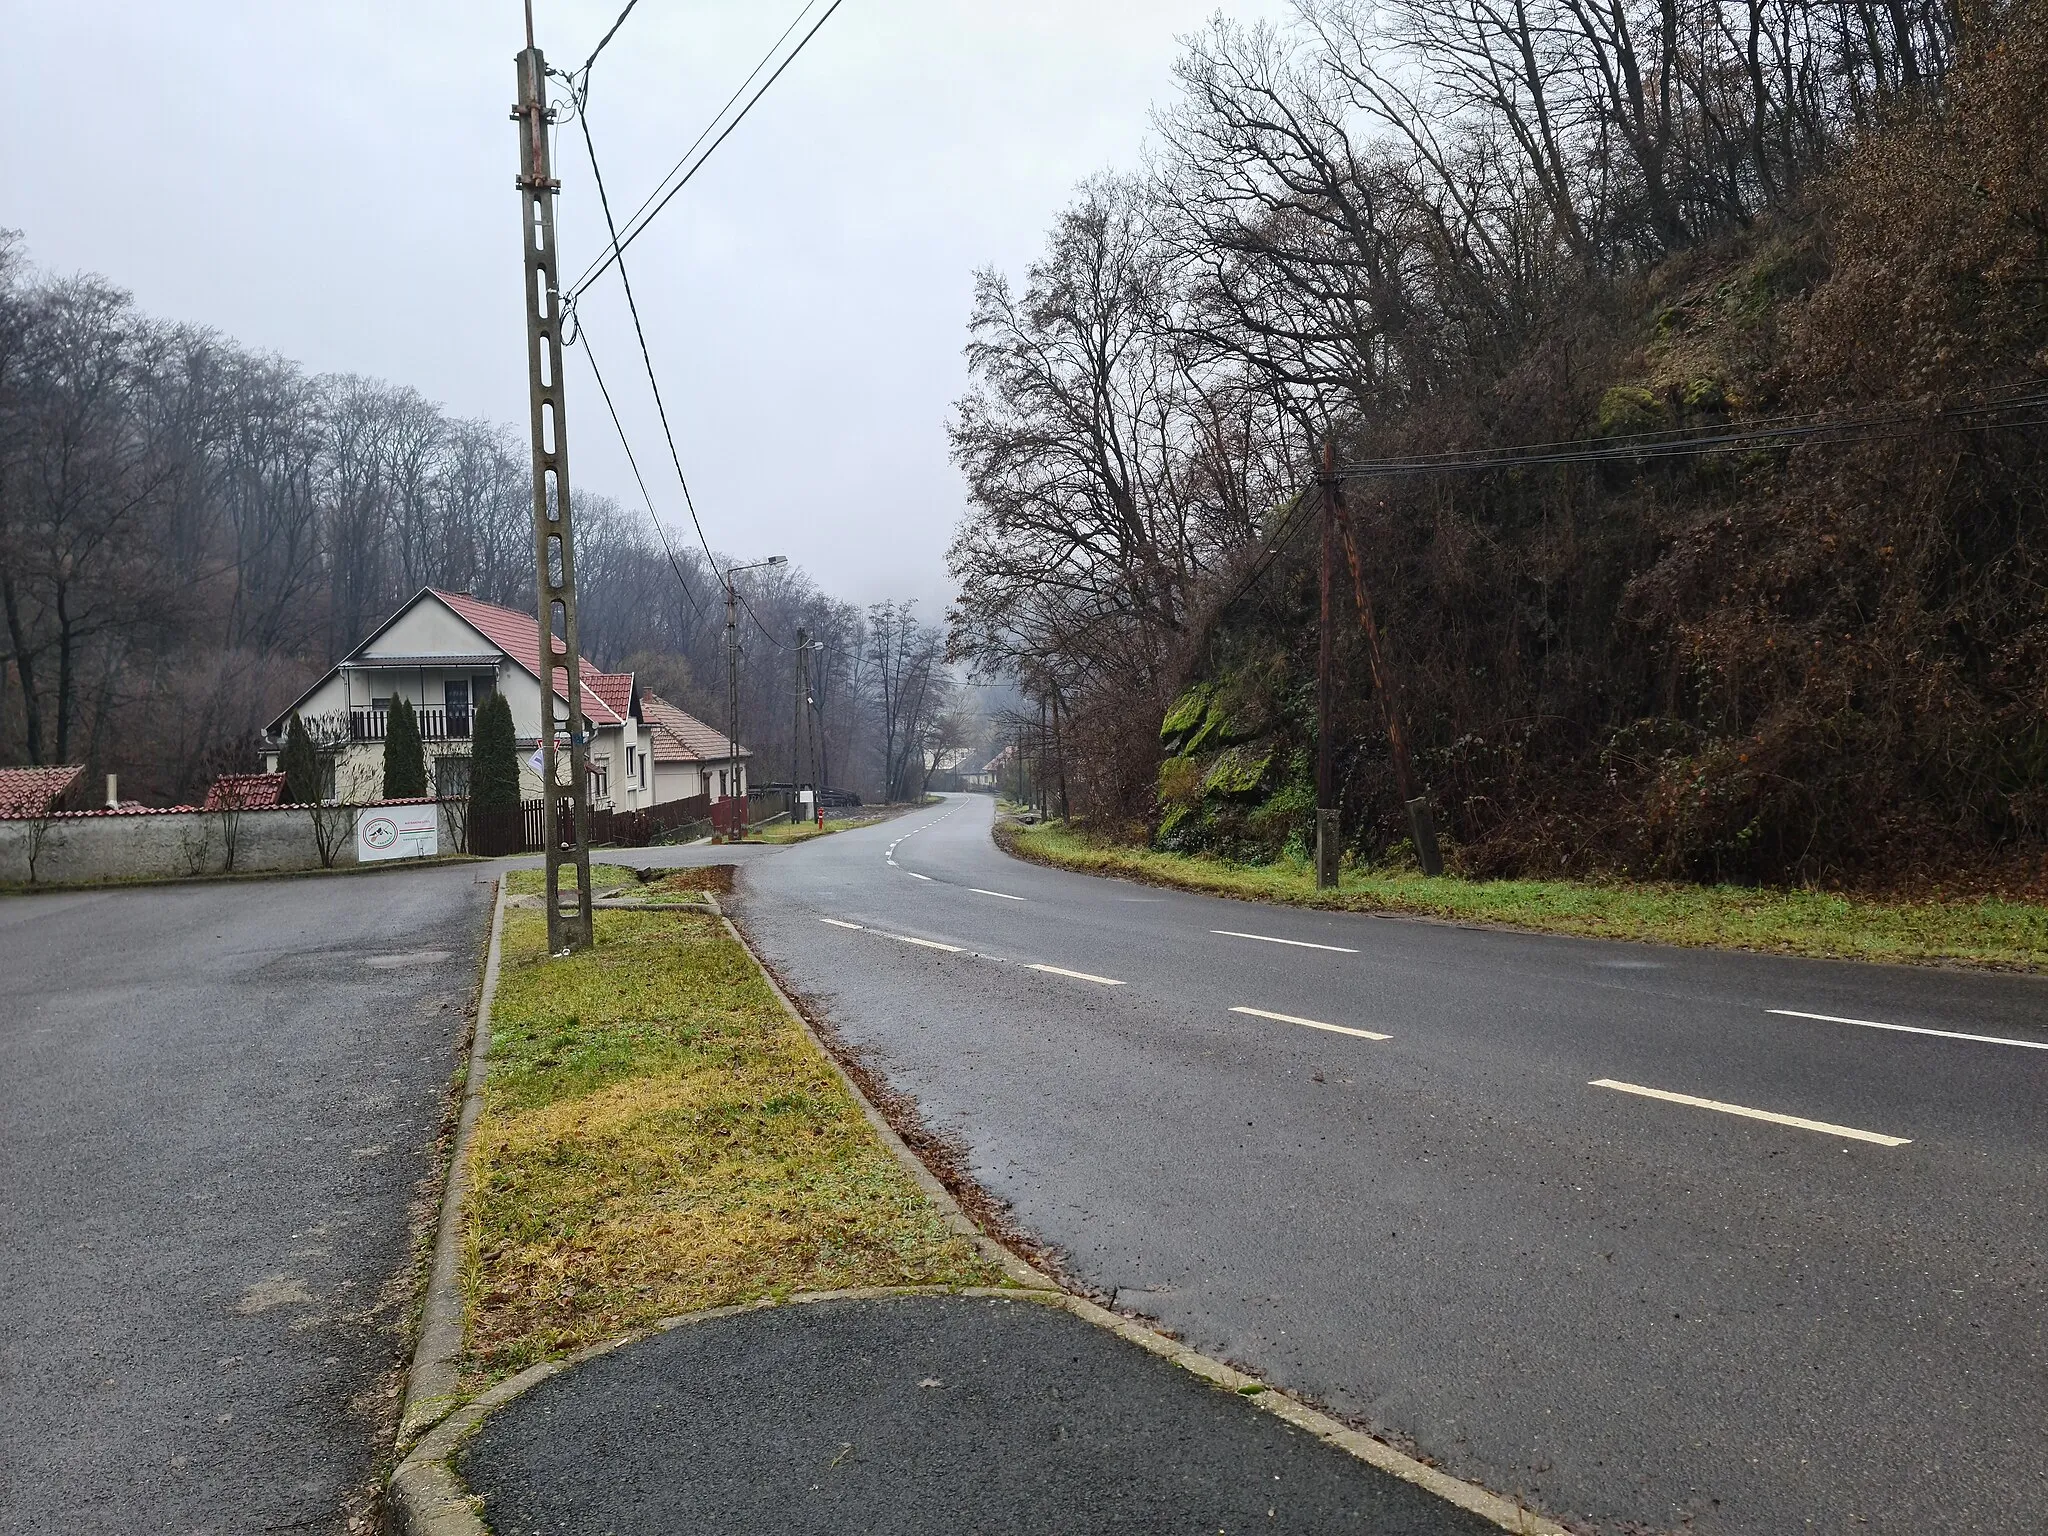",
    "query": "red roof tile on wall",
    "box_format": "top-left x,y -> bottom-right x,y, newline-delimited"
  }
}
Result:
203,772 -> 286,810
0,764 -> 85,817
